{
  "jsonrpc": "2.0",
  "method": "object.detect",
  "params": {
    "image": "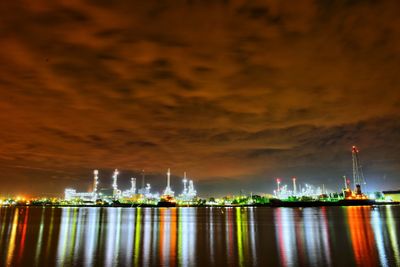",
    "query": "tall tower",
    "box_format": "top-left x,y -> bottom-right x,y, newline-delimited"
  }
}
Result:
352,146 -> 366,194
112,169 -> 120,199
163,168 -> 174,196
183,172 -> 188,195
131,177 -> 136,194
343,175 -> 348,189
167,168 -> 171,188
93,169 -> 99,194
292,177 -> 297,195
141,169 -> 145,190
92,169 -> 99,201
188,180 -> 196,198
276,178 -> 281,193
